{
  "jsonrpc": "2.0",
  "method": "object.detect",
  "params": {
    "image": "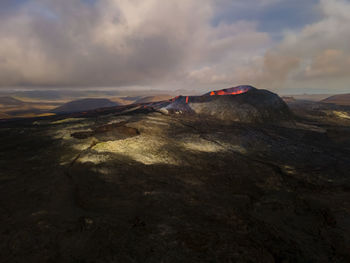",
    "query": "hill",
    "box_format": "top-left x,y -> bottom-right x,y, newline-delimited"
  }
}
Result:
52,98 -> 118,114
0,112 -> 10,119
161,86 -> 292,123
322,93 -> 350,105
134,95 -> 173,104
286,94 -> 334,102
110,97 -> 137,105
0,96 -> 24,106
